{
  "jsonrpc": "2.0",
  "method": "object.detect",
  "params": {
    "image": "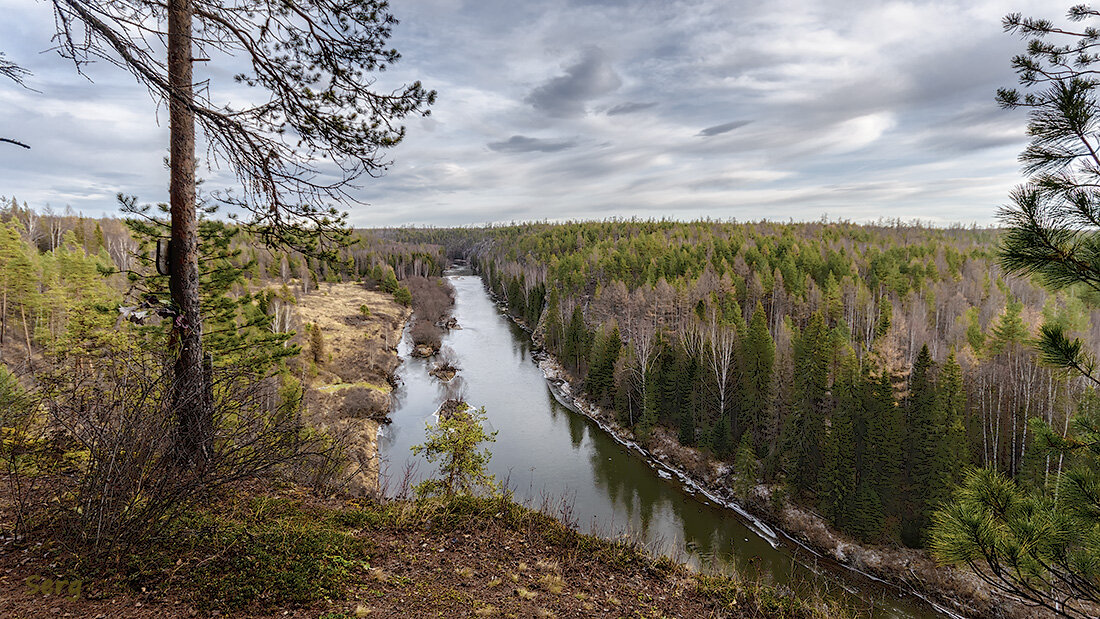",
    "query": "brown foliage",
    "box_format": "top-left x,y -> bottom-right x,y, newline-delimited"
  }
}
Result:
407,276 -> 455,349
2,350 -> 337,556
